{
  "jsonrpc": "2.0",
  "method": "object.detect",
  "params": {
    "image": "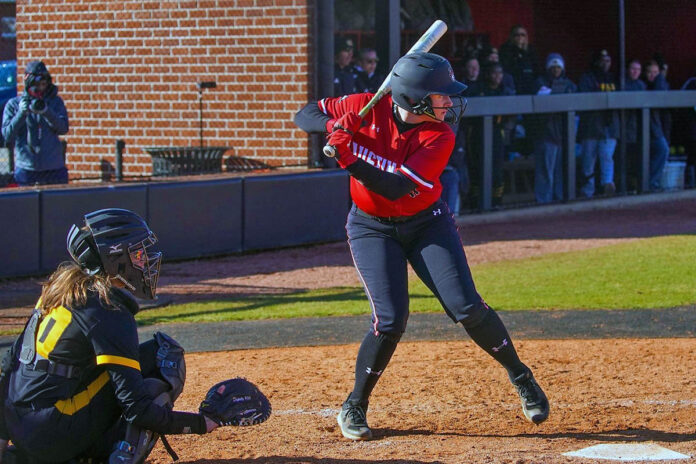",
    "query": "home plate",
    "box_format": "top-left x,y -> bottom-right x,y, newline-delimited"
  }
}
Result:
563,444 -> 690,461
